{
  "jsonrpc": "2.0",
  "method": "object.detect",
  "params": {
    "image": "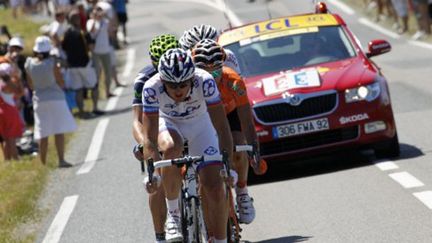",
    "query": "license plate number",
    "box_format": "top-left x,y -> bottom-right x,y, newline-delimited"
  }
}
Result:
273,118 -> 329,138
